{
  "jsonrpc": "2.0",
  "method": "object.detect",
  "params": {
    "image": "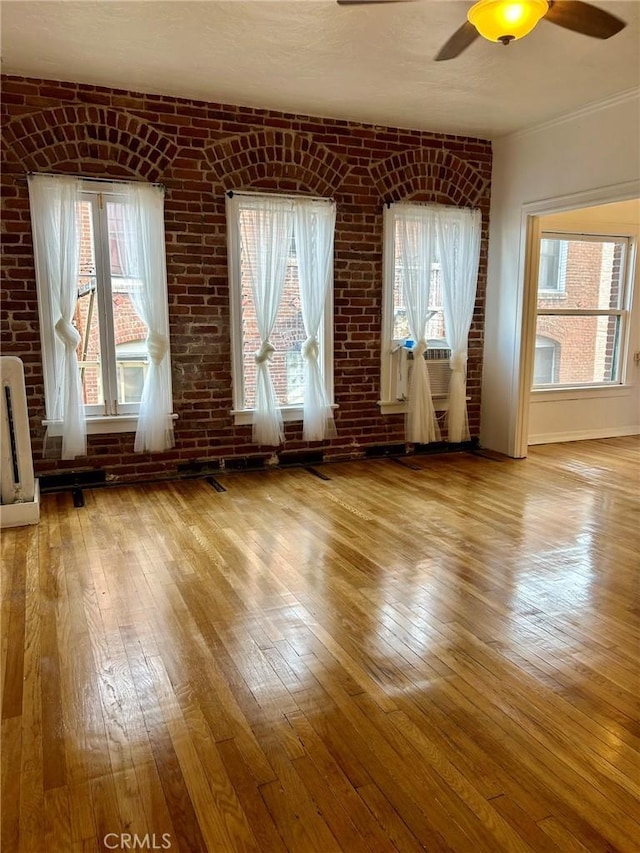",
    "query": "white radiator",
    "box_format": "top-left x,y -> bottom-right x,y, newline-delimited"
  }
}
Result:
1,356 -> 39,528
